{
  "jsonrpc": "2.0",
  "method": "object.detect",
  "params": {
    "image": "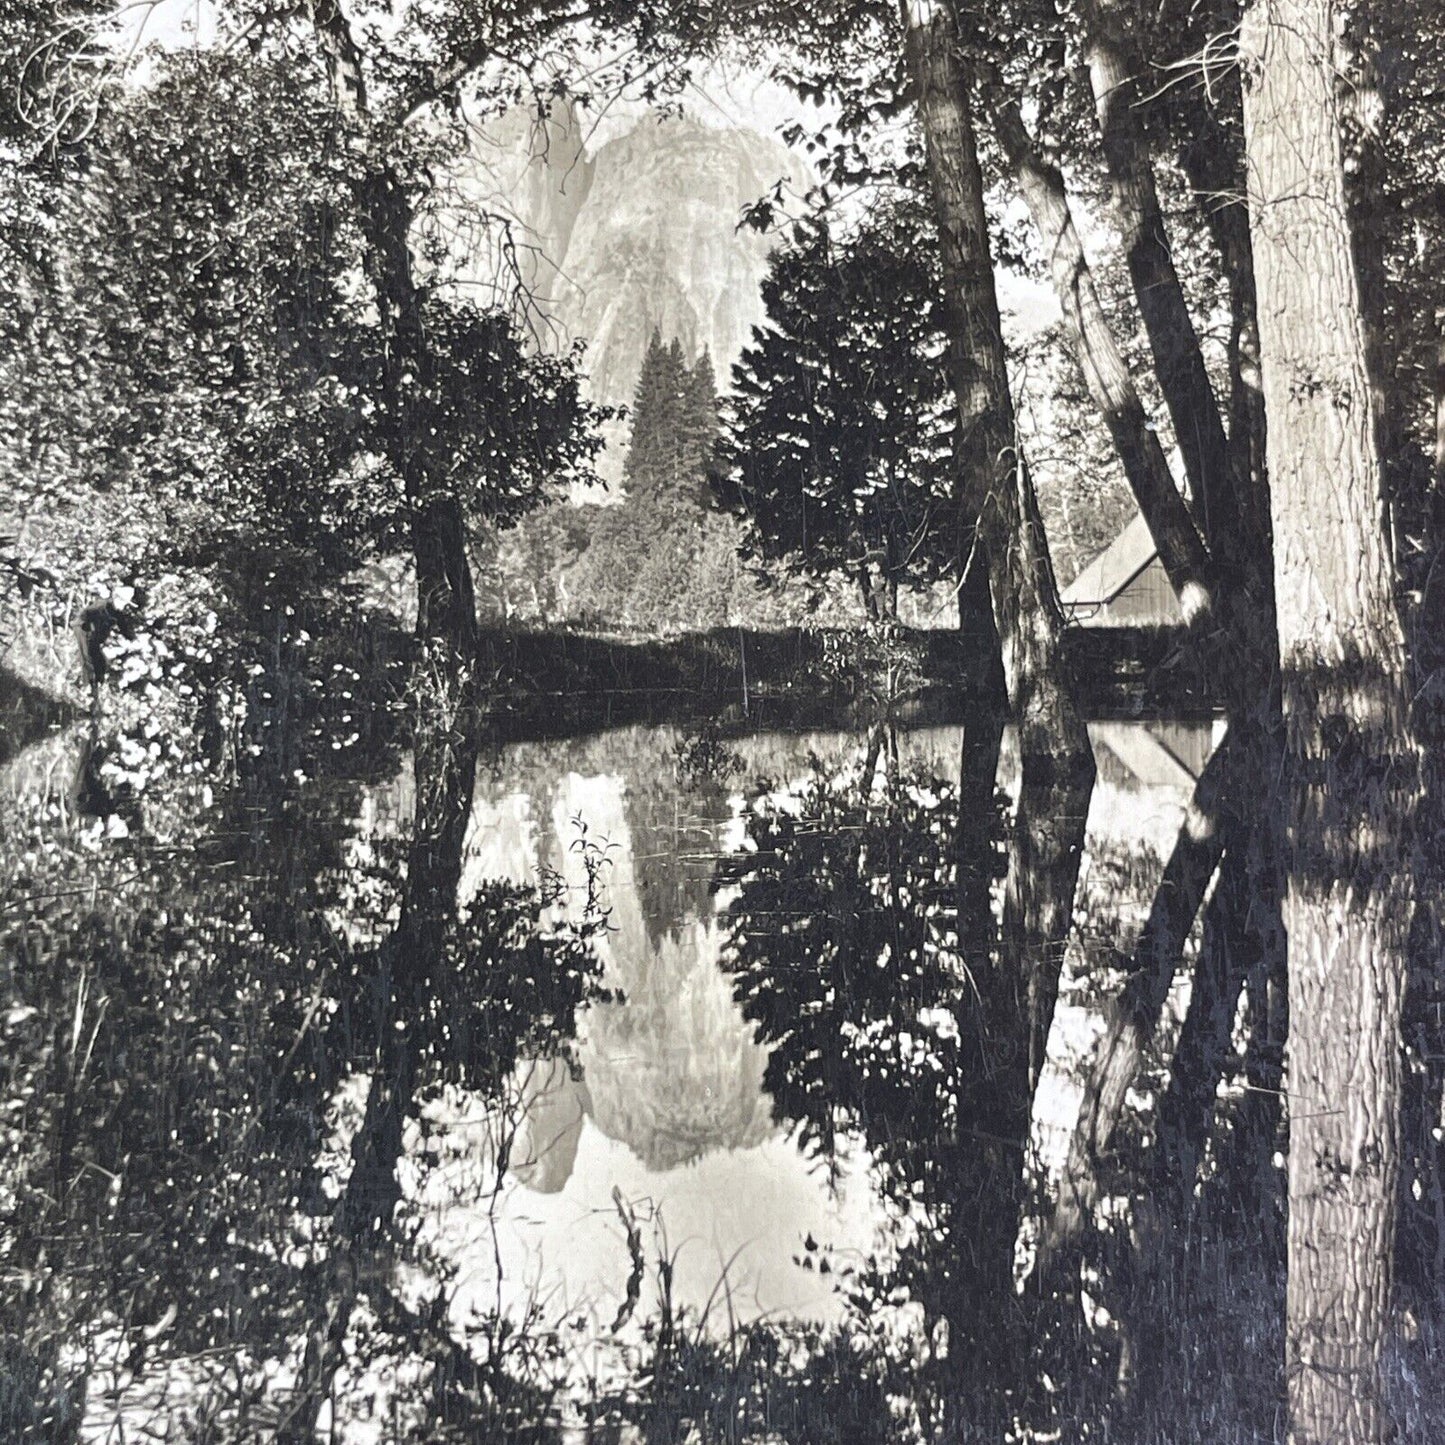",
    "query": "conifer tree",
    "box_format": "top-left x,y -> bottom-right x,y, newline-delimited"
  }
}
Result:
679,349 -> 720,502
623,328 -> 685,499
